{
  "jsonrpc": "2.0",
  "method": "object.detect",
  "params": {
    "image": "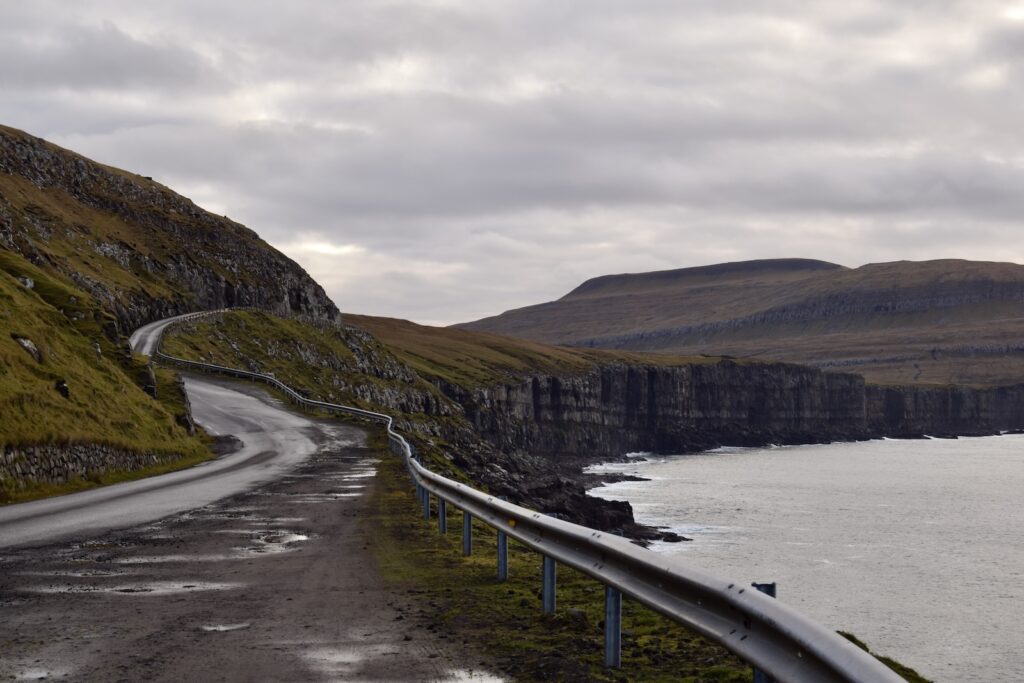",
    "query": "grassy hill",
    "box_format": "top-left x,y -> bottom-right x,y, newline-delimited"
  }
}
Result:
458,258 -> 1024,387
0,123 -> 338,500
0,248 -> 207,501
